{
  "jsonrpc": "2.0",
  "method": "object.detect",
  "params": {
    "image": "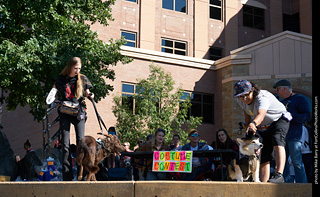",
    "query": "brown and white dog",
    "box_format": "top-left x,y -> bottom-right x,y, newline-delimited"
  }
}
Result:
76,134 -> 124,181
226,134 -> 263,182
